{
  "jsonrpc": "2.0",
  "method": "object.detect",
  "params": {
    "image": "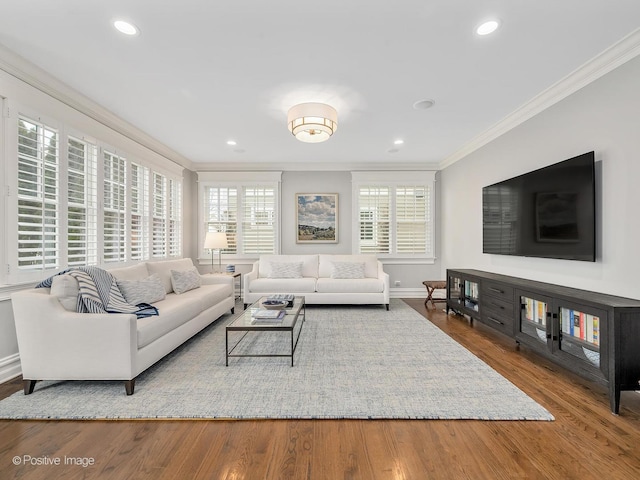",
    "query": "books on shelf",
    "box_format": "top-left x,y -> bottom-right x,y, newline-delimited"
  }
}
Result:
522,297 -> 547,326
560,307 -> 600,346
251,309 -> 286,322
